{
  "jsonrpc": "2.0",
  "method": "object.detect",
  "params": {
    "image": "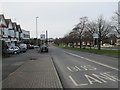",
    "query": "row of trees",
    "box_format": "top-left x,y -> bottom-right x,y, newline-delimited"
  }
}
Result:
54,14 -> 120,50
